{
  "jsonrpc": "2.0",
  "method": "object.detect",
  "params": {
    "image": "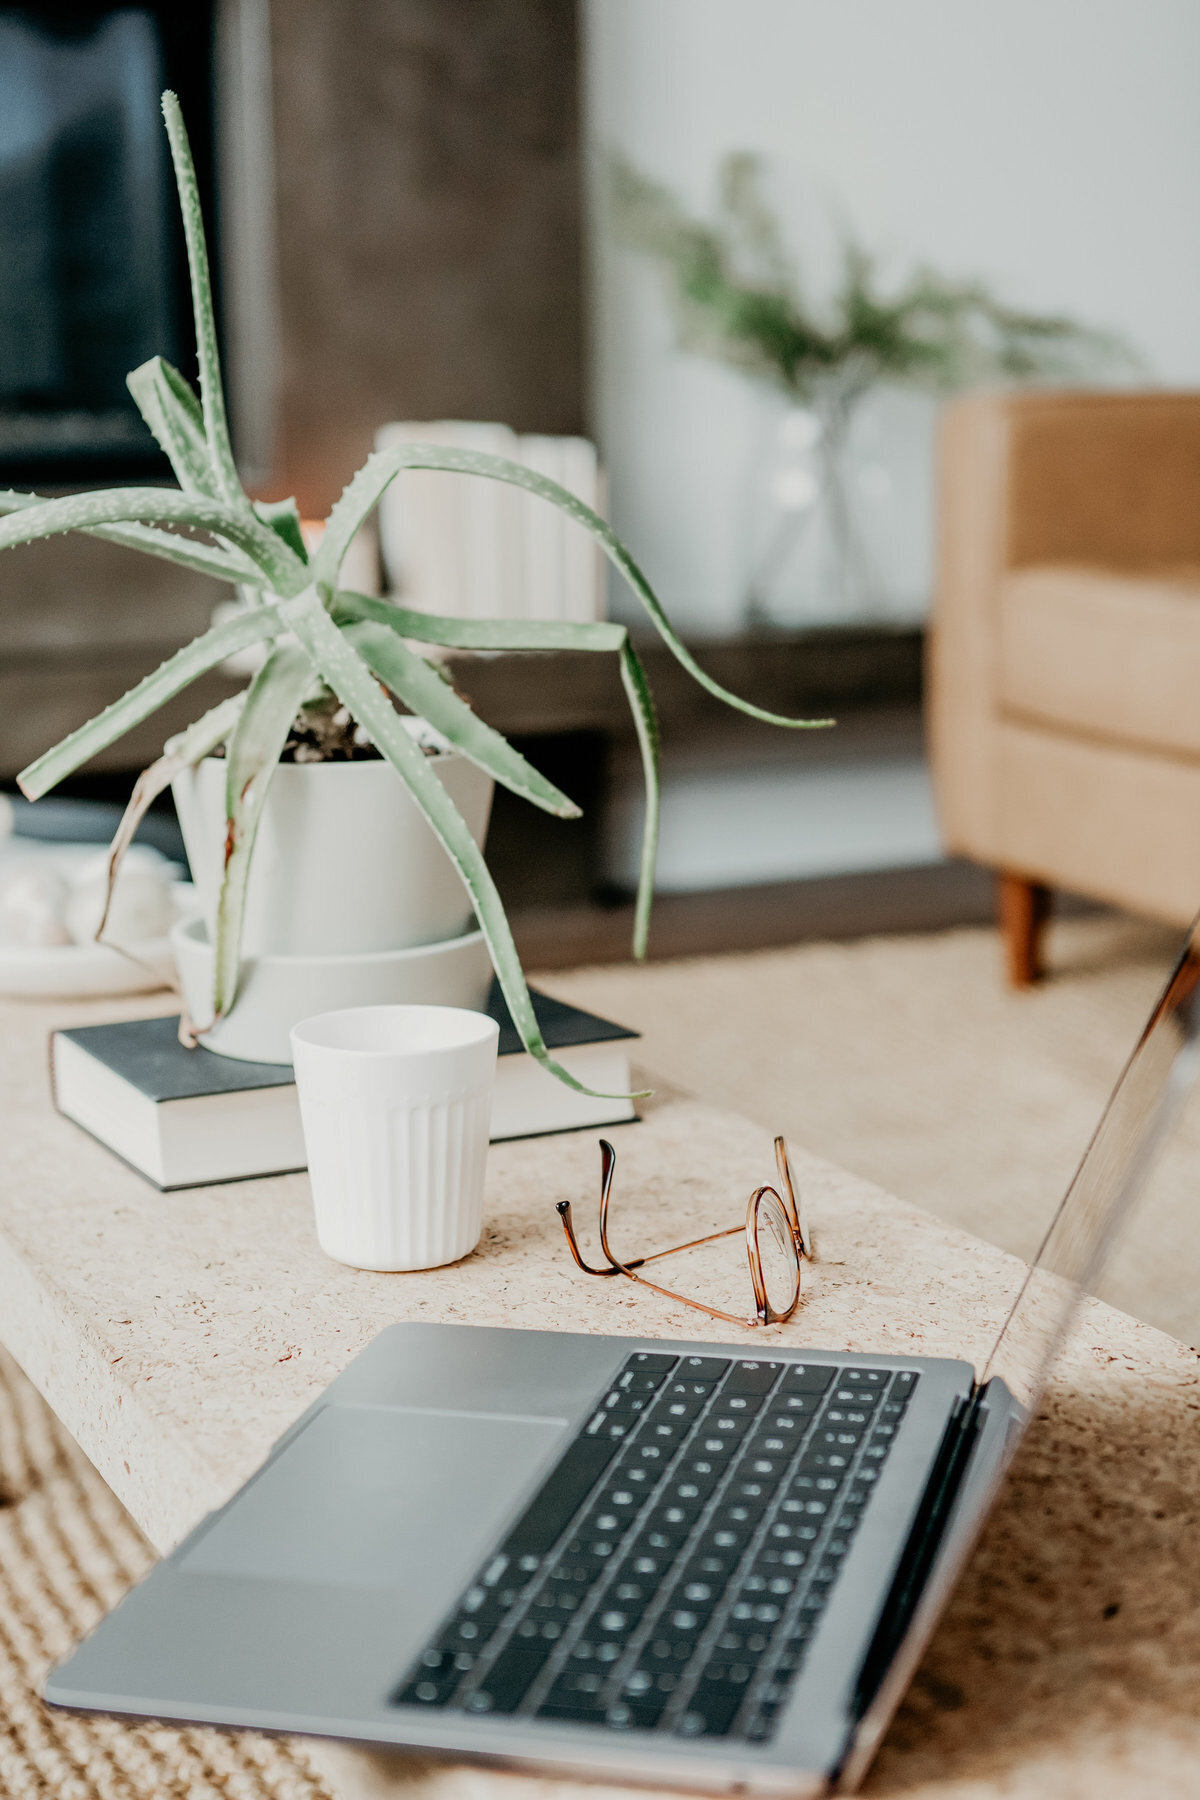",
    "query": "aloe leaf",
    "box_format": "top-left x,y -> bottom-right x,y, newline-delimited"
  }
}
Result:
94,695 -> 244,940
17,601 -> 287,800
315,446 -> 832,732
0,485 -> 306,590
618,639 -> 661,959
253,496 -> 308,563
126,356 -> 219,498
332,588 -> 627,652
346,621 -> 581,819
160,91 -> 247,515
287,598 -> 645,1097
212,644 -> 317,1018
0,488 -> 261,584
339,588 -> 662,957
